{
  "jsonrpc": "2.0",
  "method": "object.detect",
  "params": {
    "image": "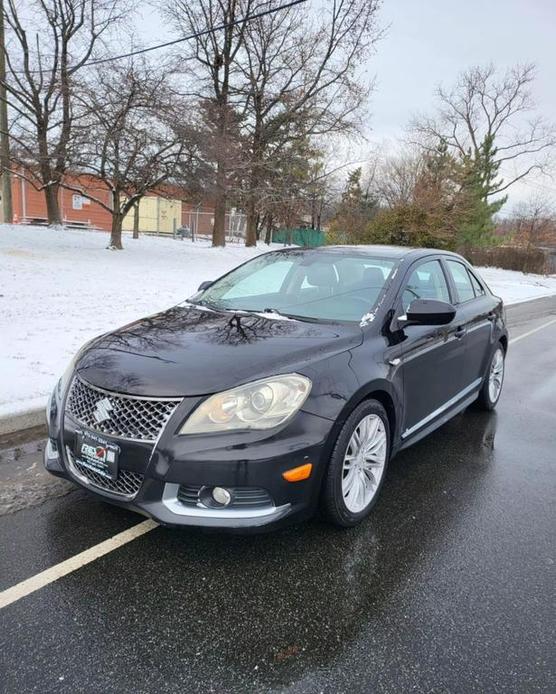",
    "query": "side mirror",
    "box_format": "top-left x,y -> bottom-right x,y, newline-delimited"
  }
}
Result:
198,280 -> 213,291
403,299 -> 456,326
